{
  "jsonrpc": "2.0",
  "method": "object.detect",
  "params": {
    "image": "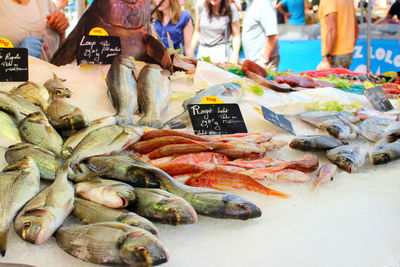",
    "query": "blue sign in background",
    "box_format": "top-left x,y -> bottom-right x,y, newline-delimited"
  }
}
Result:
278,39 -> 400,73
